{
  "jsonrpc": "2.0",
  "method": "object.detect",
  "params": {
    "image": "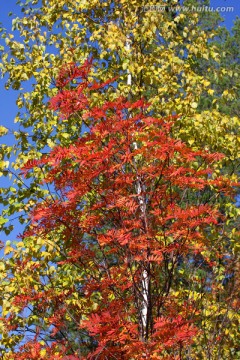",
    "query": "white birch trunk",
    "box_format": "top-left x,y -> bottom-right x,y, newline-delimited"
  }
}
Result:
126,37 -> 149,339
